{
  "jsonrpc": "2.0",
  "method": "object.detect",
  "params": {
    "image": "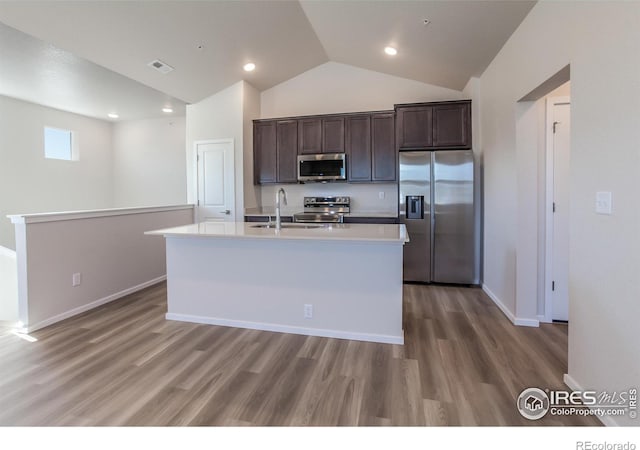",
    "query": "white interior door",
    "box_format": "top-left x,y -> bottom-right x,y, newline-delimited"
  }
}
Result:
551,100 -> 570,322
196,139 -> 235,222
